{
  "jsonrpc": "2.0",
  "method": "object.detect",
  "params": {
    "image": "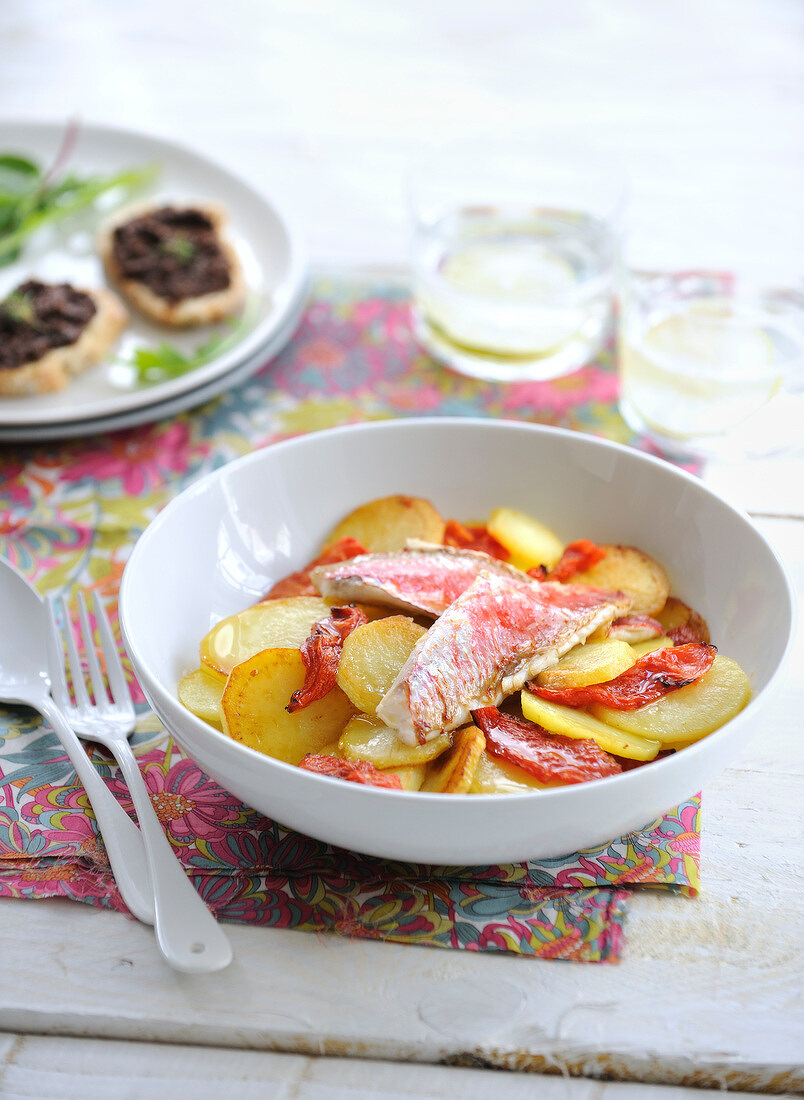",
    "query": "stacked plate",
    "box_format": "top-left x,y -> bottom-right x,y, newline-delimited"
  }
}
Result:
0,122 -> 309,442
